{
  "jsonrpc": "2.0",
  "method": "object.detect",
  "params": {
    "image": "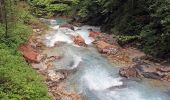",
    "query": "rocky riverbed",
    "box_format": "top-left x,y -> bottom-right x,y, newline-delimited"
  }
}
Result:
19,18 -> 170,100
